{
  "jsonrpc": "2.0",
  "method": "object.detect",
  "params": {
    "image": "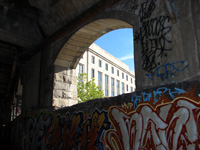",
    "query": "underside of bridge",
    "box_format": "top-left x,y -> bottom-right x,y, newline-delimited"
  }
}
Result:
0,0 -> 200,149
0,0 -> 141,123
0,0 -> 125,124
